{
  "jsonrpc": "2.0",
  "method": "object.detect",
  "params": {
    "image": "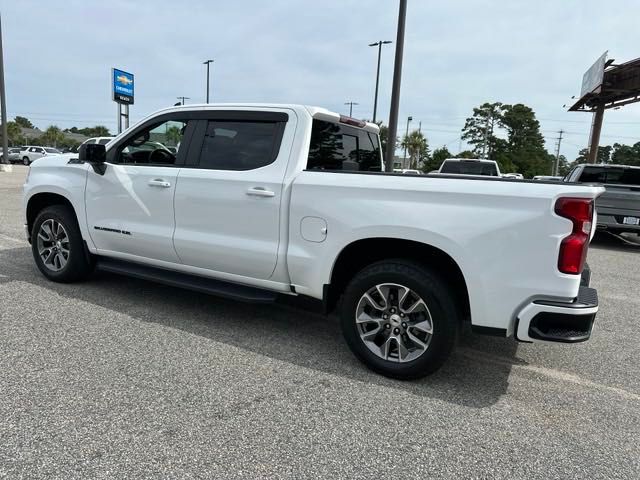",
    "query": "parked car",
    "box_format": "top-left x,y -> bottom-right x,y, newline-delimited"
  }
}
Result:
438,158 -> 501,177
1,147 -> 22,163
19,146 -> 62,165
502,173 -> 524,179
23,104 -> 603,379
564,163 -> 640,235
533,175 -> 563,182
393,169 -> 422,175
